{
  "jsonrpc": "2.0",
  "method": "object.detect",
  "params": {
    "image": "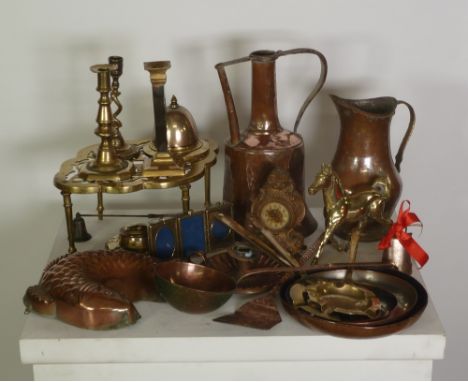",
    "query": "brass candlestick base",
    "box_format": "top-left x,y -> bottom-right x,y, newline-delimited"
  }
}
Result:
79,159 -> 134,181
142,149 -> 186,177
